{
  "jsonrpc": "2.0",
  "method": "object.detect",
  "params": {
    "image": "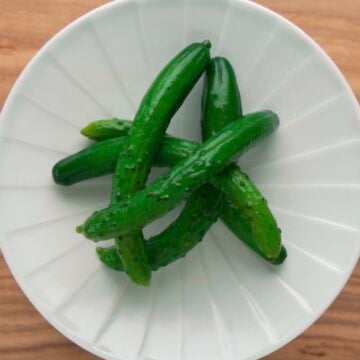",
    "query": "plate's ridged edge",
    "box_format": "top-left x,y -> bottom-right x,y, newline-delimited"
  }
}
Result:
88,21 -> 137,112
